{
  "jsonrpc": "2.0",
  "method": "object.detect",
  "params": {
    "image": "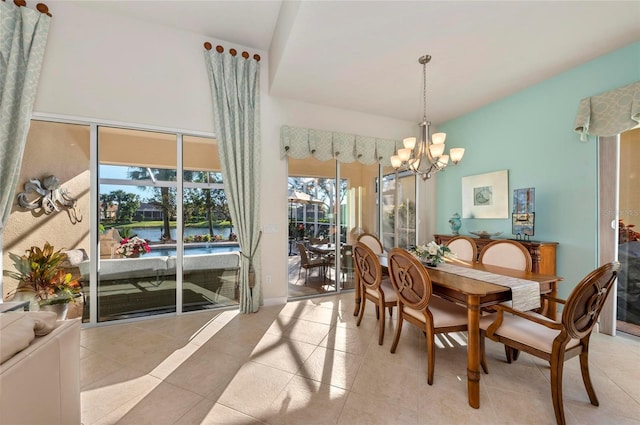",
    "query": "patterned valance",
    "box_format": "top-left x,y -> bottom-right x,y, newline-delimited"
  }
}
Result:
280,125 -> 400,167
574,81 -> 640,141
